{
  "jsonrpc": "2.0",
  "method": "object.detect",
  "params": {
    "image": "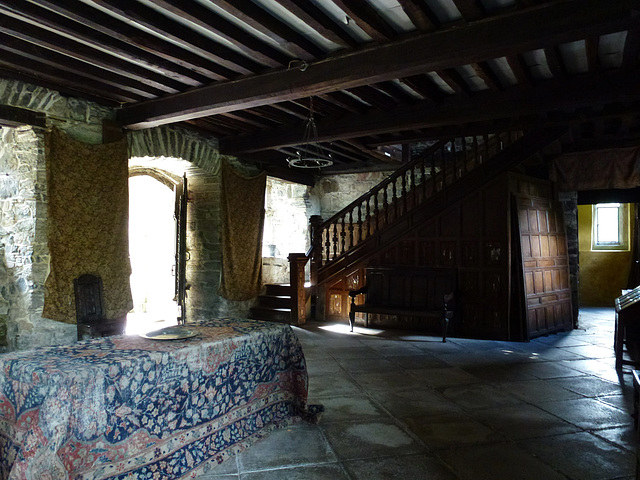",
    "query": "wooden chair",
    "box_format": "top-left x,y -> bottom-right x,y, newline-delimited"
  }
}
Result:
74,274 -> 126,340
